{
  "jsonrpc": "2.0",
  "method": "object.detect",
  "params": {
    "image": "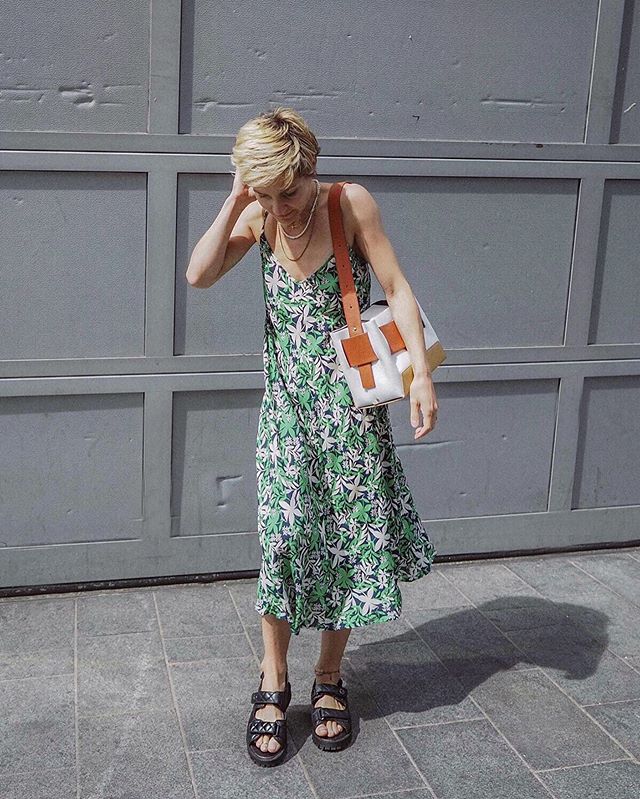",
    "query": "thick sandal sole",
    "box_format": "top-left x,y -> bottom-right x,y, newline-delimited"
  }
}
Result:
312,727 -> 352,751
248,740 -> 288,767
